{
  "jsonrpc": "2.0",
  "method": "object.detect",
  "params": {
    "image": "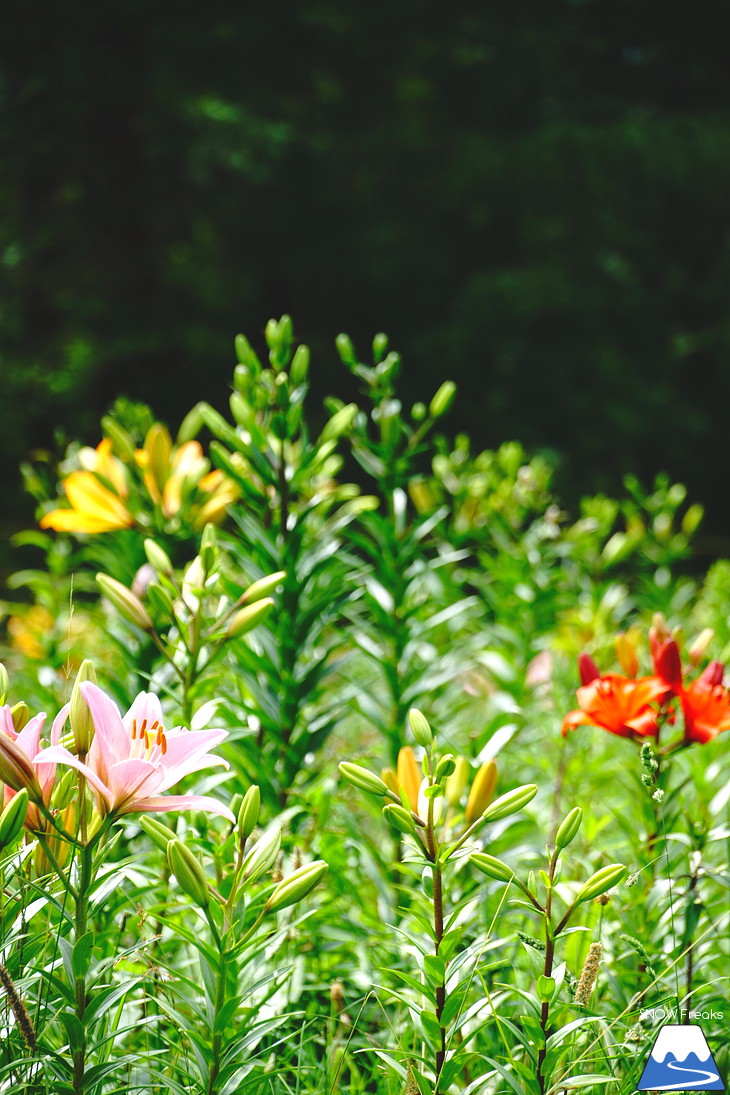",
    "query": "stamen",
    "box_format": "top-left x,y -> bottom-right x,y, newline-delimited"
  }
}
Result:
131,718 -> 137,740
